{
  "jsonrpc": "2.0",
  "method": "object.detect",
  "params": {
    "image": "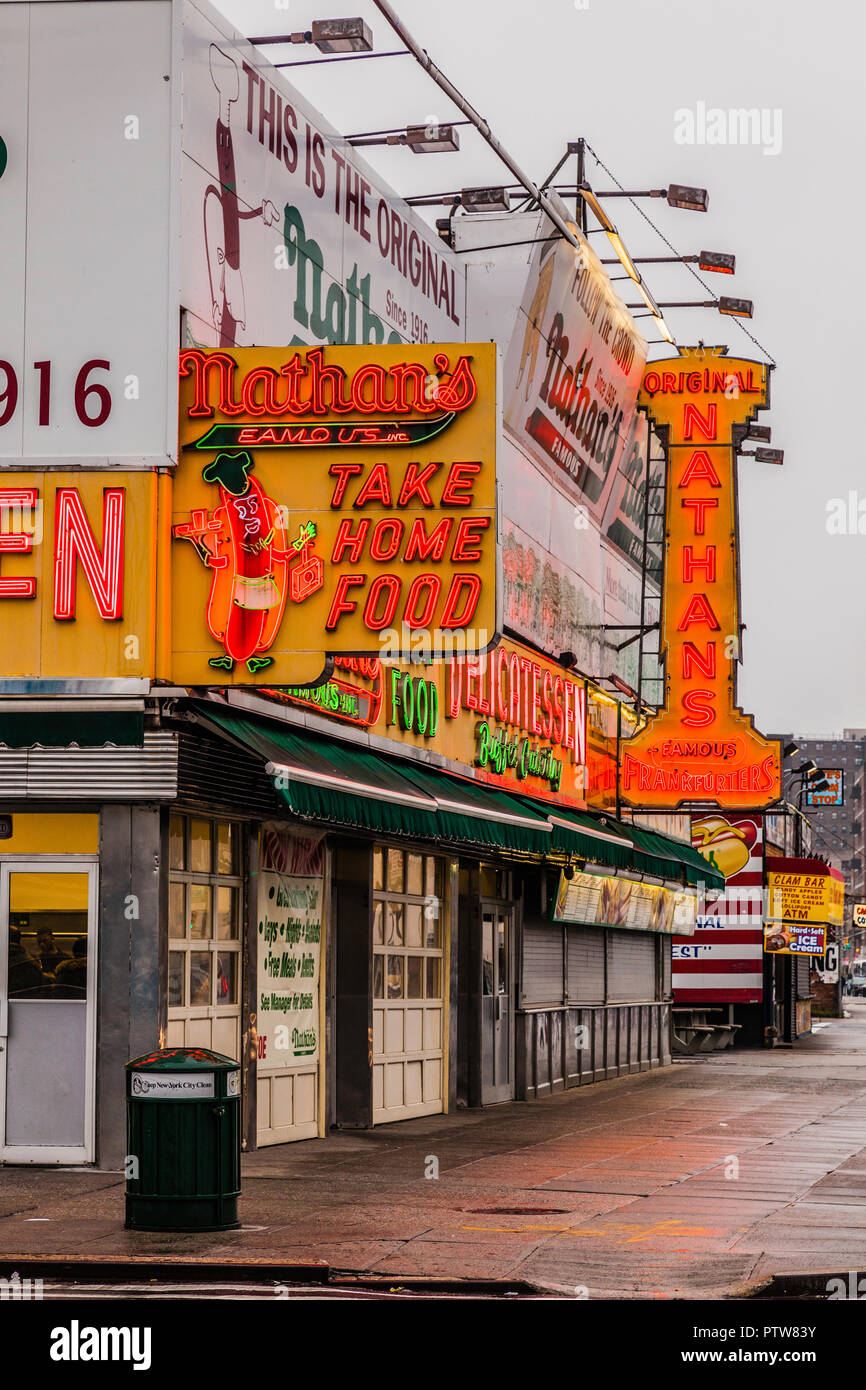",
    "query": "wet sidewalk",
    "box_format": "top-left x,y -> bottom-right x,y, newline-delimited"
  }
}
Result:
3,1003 -> 866,1298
